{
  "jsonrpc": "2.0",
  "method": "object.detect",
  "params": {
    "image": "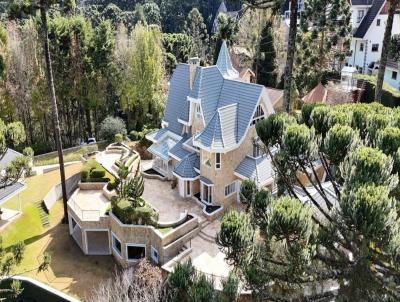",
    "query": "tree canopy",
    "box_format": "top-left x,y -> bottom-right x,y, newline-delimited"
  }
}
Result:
218,102 -> 400,301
